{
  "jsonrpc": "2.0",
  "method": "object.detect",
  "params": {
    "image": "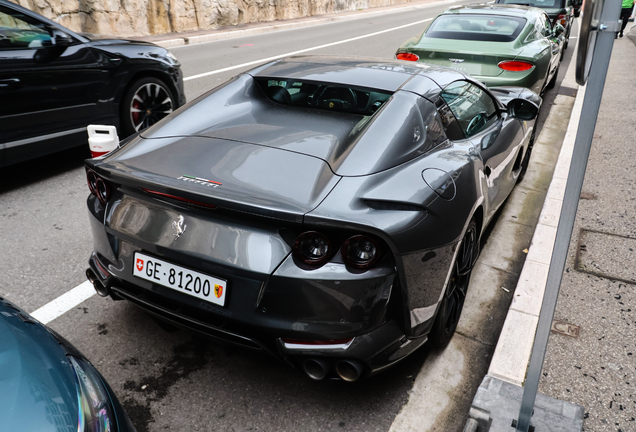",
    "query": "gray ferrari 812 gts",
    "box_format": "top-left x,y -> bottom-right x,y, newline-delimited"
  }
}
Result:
85,56 -> 540,381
